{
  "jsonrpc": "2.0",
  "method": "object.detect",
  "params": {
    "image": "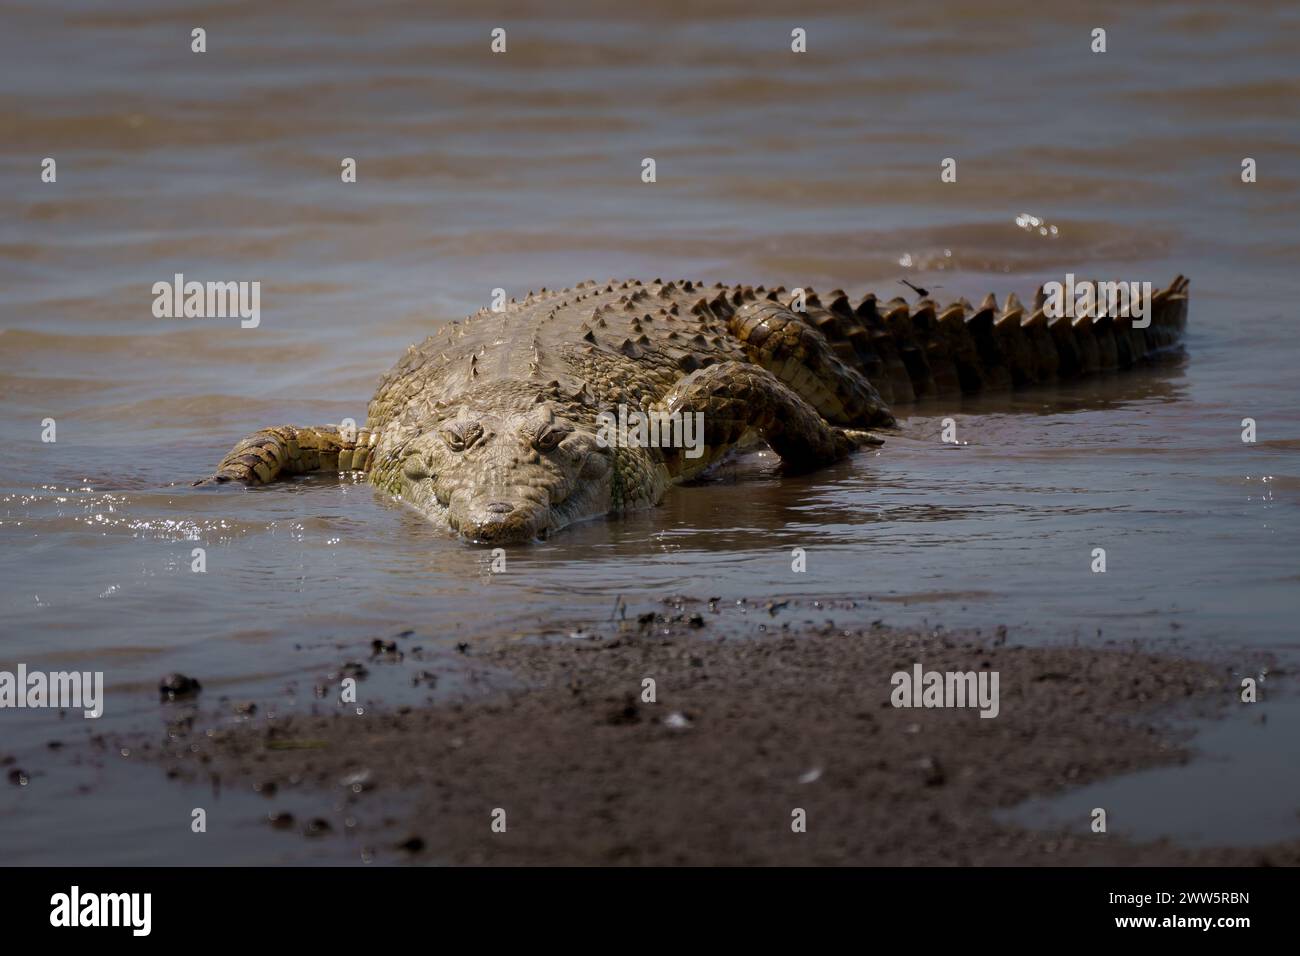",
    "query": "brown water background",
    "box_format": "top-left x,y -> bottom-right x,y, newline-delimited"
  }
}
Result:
1,0 -> 1298,862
